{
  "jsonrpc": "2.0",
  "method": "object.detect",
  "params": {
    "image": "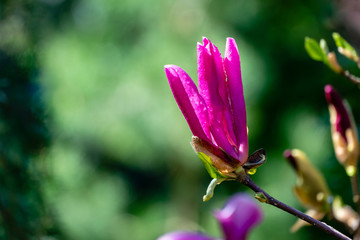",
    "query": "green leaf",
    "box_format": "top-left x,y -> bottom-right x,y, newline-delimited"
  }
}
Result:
198,152 -> 225,179
305,37 -> 326,61
254,192 -> 267,203
332,32 -> 358,58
